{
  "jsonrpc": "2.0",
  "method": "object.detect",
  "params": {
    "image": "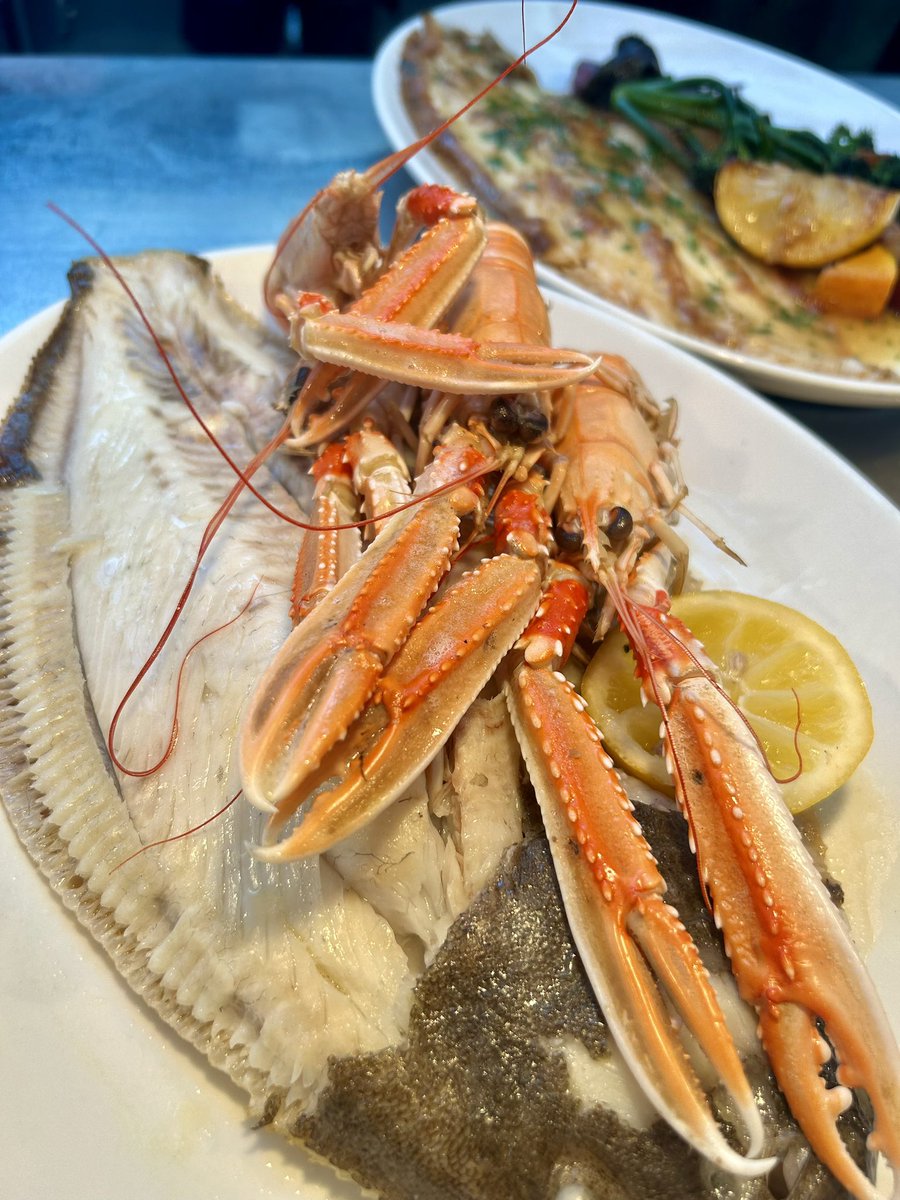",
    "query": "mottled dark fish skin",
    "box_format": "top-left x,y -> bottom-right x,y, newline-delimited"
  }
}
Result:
295,825 -> 869,1200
